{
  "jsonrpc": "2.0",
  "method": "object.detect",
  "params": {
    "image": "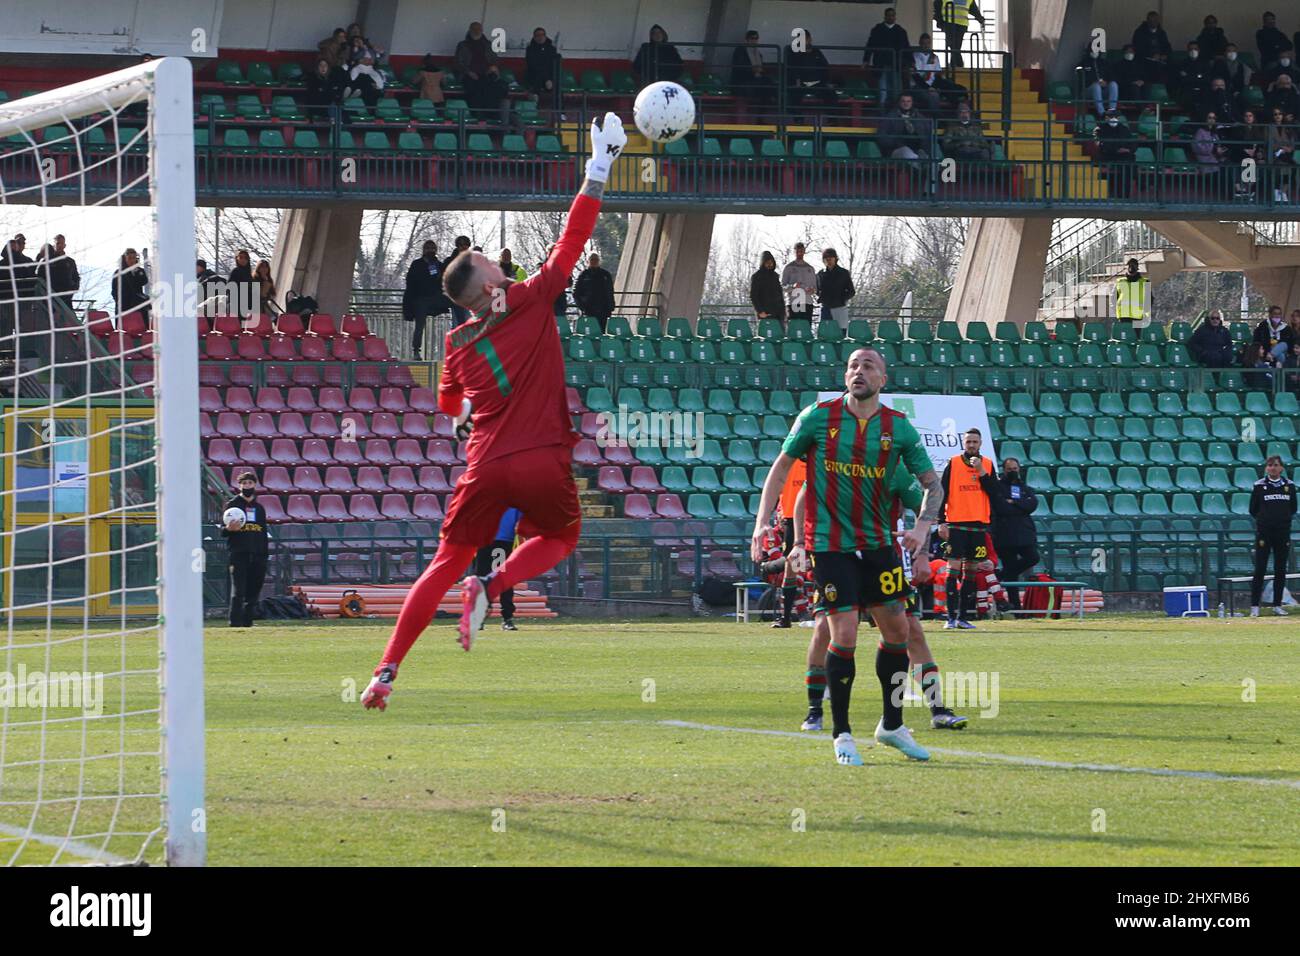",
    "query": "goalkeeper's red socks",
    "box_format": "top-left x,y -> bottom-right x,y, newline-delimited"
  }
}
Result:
380,540 -> 479,667
485,523 -> 581,601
